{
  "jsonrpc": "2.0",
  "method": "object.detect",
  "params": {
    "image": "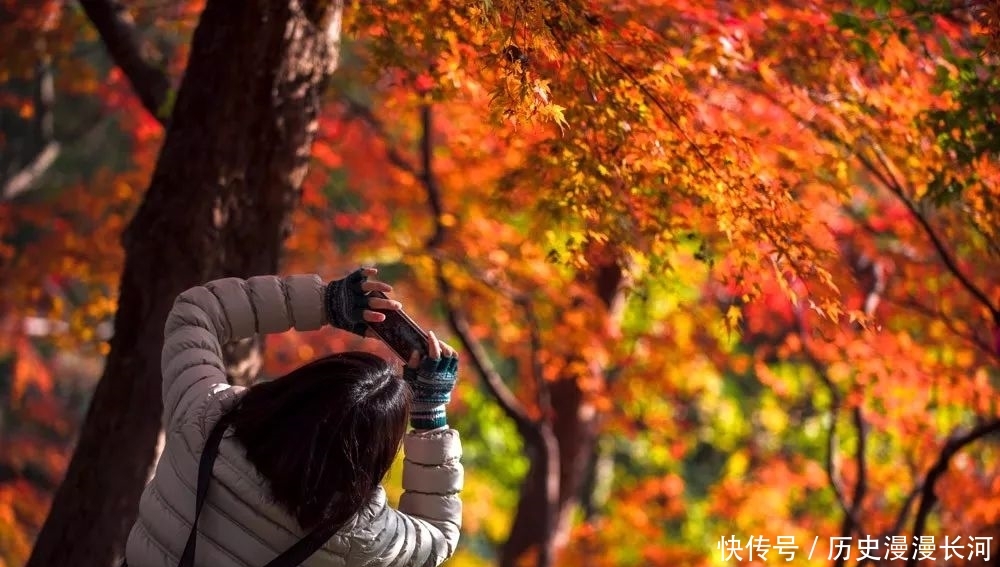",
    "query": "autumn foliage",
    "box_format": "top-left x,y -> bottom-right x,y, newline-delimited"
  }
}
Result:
1,0 -> 999,566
